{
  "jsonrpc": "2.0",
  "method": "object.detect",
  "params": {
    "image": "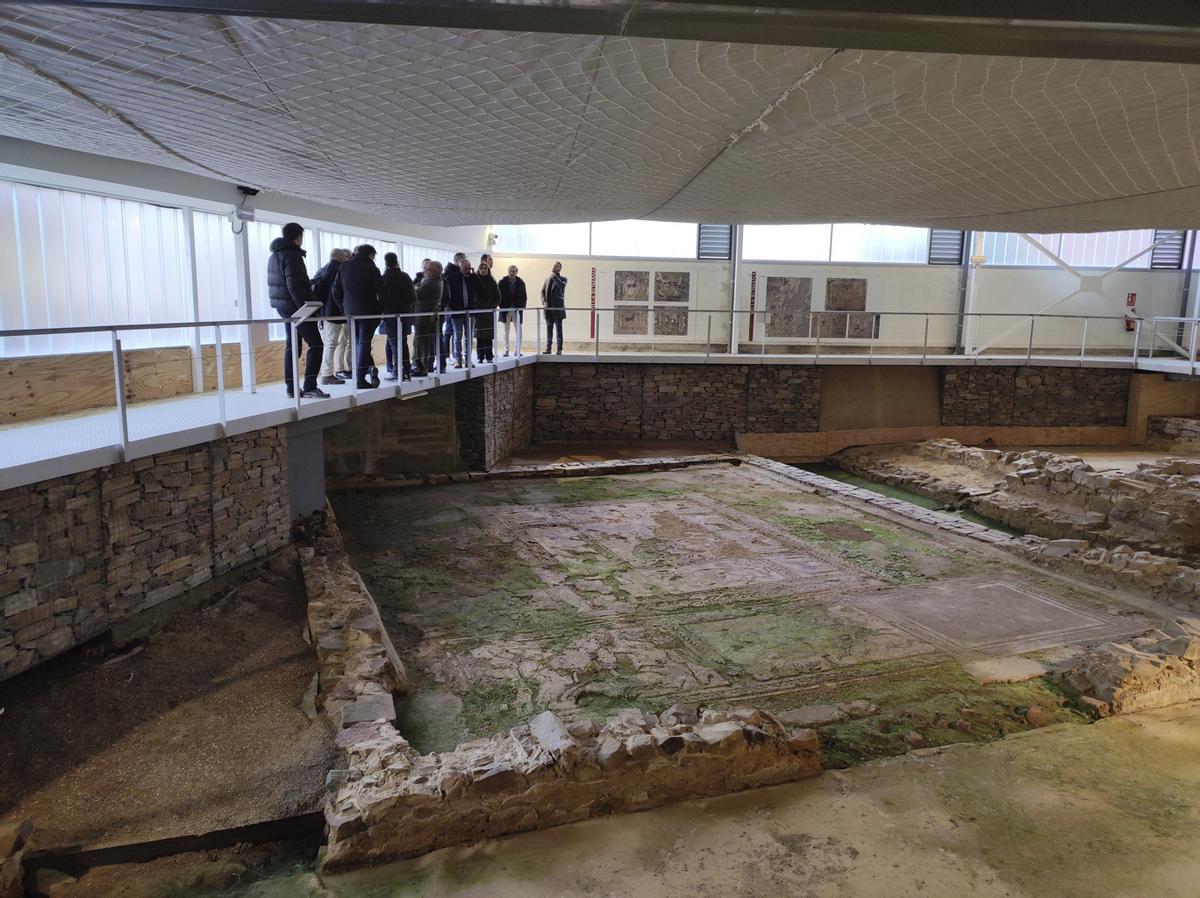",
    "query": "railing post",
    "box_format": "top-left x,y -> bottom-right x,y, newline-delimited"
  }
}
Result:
111,330 -> 130,460
537,309 -> 542,356
1150,319 -> 1159,358
1189,318 -> 1199,375
1079,317 -> 1089,364
214,324 -> 227,433
350,316 -> 359,390
467,314 -> 474,371
706,314 -> 712,360
434,312 -> 442,374
594,307 -> 600,359
814,316 -> 821,362
292,319 -> 302,415
1132,318 -> 1142,364
1025,315 -> 1035,363
921,313 -> 929,363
